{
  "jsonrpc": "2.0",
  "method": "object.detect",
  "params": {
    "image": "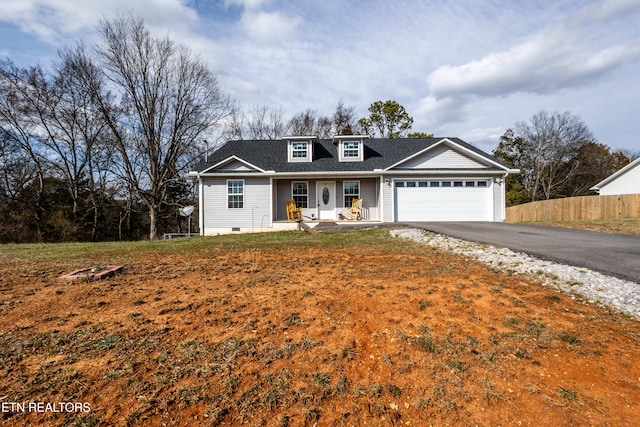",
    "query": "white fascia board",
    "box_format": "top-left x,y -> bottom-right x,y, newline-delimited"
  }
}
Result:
271,171 -> 382,179
381,169 -> 510,176
332,134 -> 370,142
282,135 -> 318,141
384,138 -> 512,172
195,170 -> 382,179
198,155 -> 267,174
590,156 -> 640,190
